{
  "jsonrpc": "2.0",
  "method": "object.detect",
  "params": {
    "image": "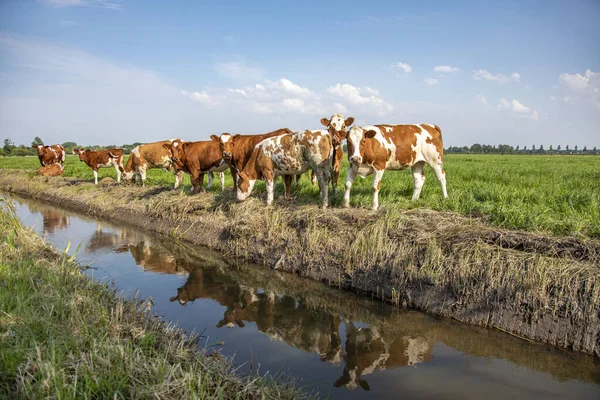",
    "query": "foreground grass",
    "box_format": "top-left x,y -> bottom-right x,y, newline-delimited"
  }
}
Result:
2,154 -> 599,237
0,202 -> 309,399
